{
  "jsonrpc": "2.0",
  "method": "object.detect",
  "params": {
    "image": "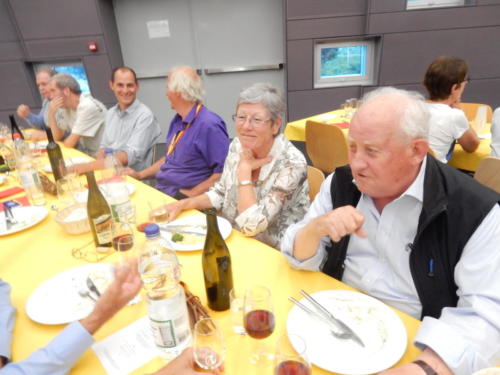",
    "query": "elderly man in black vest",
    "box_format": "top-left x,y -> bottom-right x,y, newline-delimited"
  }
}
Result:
281,87 -> 500,375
